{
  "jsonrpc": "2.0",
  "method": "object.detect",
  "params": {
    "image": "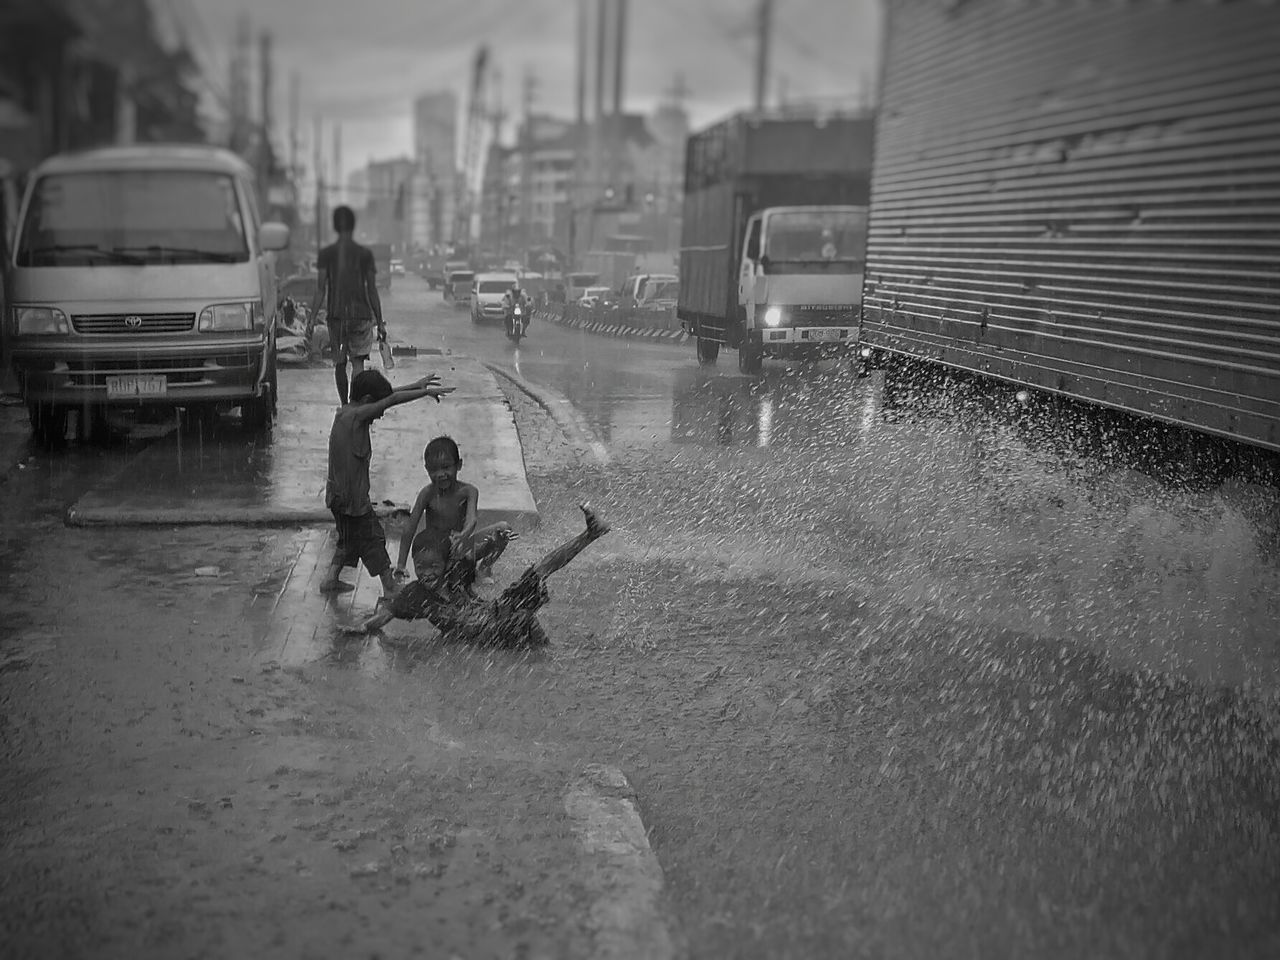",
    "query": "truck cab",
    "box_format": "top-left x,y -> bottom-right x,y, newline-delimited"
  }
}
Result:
735,205 -> 868,373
